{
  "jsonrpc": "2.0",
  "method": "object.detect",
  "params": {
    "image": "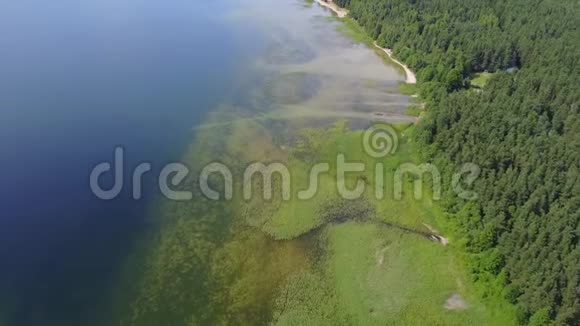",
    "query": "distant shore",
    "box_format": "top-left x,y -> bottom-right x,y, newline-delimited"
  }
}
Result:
314,0 -> 348,18
373,42 -> 417,84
